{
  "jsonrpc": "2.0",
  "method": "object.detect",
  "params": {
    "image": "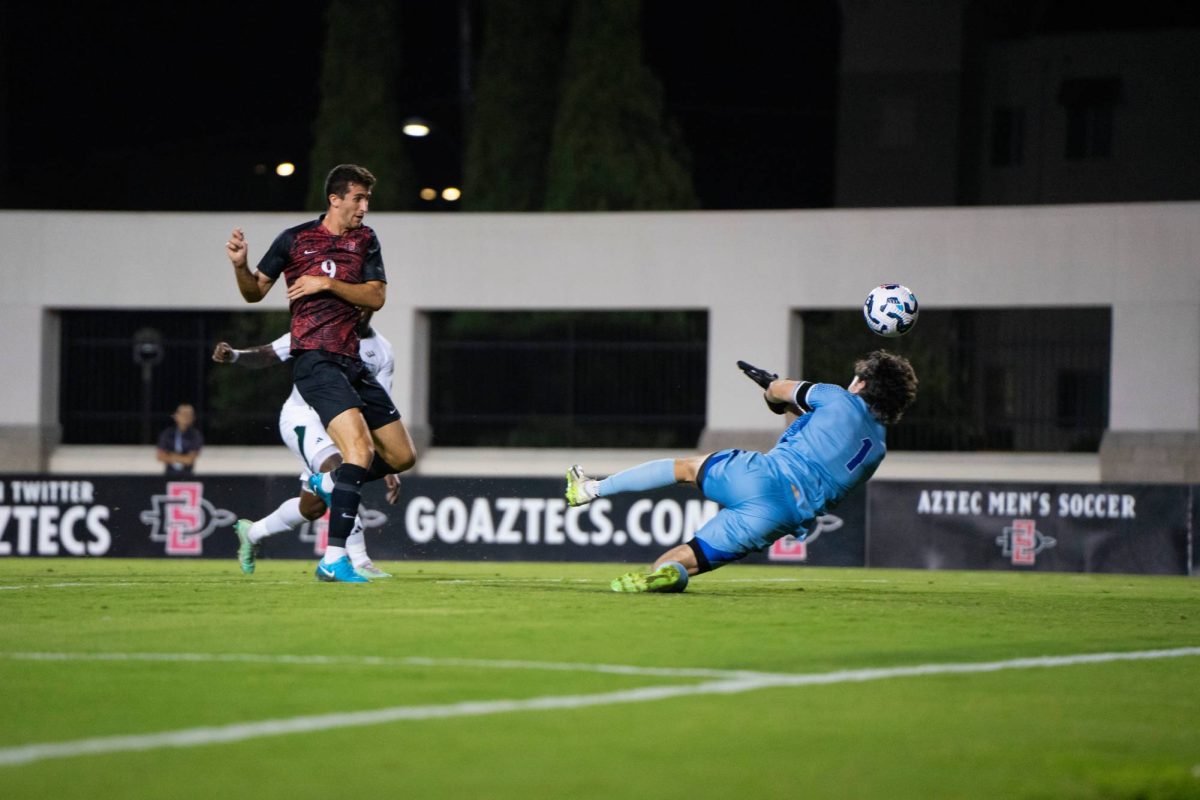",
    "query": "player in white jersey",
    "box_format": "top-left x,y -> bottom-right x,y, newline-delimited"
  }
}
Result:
212,312 -> 402,578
